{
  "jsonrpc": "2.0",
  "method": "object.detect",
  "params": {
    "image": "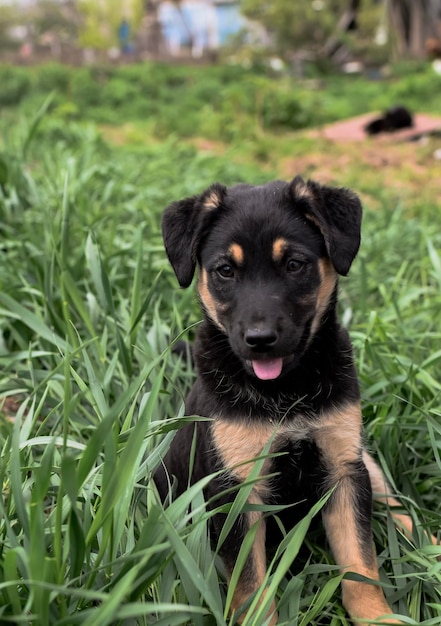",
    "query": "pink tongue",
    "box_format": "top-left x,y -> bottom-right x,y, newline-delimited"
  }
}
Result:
252,358 -> 283,380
